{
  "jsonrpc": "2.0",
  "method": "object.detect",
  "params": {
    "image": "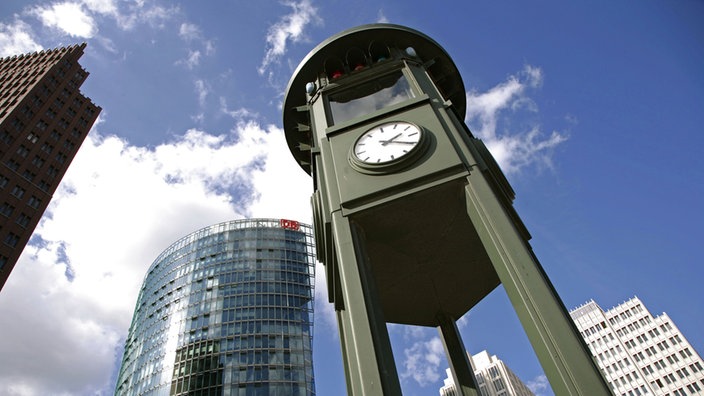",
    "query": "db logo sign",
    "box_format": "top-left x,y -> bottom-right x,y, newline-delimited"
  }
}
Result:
280,219 -> 300,231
